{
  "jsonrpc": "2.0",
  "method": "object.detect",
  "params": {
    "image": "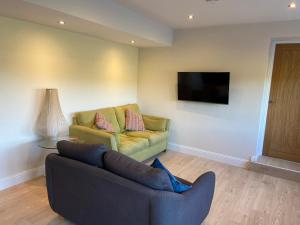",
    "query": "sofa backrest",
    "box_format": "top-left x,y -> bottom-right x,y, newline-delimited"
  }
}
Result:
73,103 -> 141,133
74,107 -> 121,133
104,150 -> 174,192
57,141 -> 108,168
114,104 -> 141,132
